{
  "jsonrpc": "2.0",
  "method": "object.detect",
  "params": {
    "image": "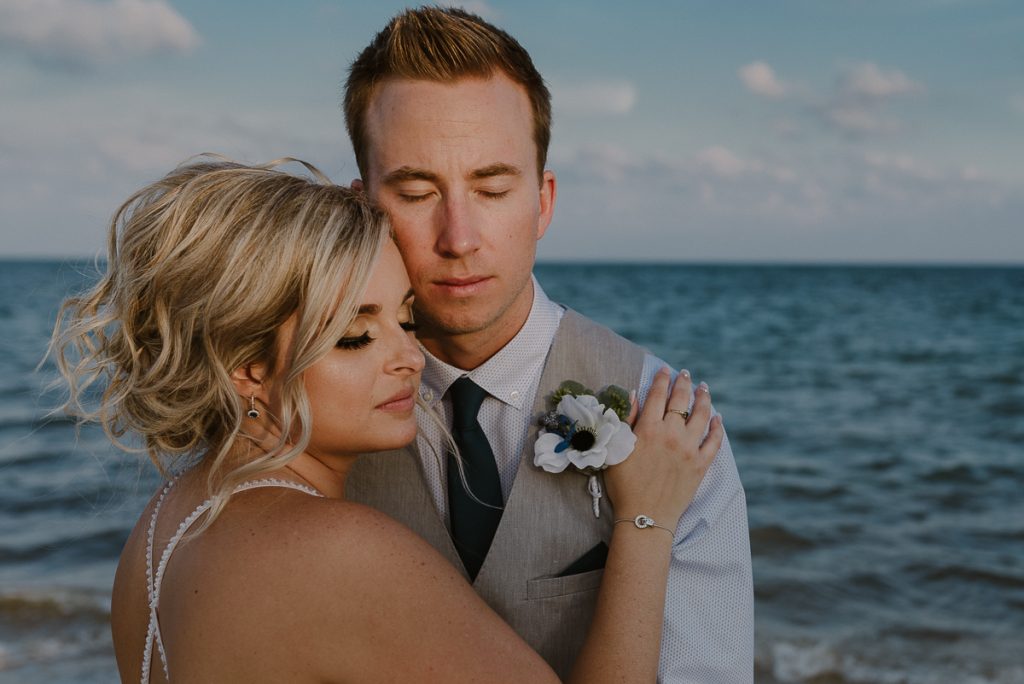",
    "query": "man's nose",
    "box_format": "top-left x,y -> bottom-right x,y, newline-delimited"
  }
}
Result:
435,194 -> 481,258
